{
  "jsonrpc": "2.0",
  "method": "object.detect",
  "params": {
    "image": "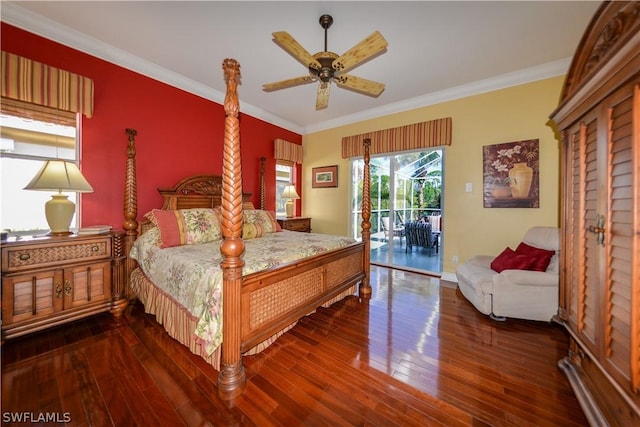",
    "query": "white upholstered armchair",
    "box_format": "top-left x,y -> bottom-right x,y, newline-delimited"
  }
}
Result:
455,226 -> 560,322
